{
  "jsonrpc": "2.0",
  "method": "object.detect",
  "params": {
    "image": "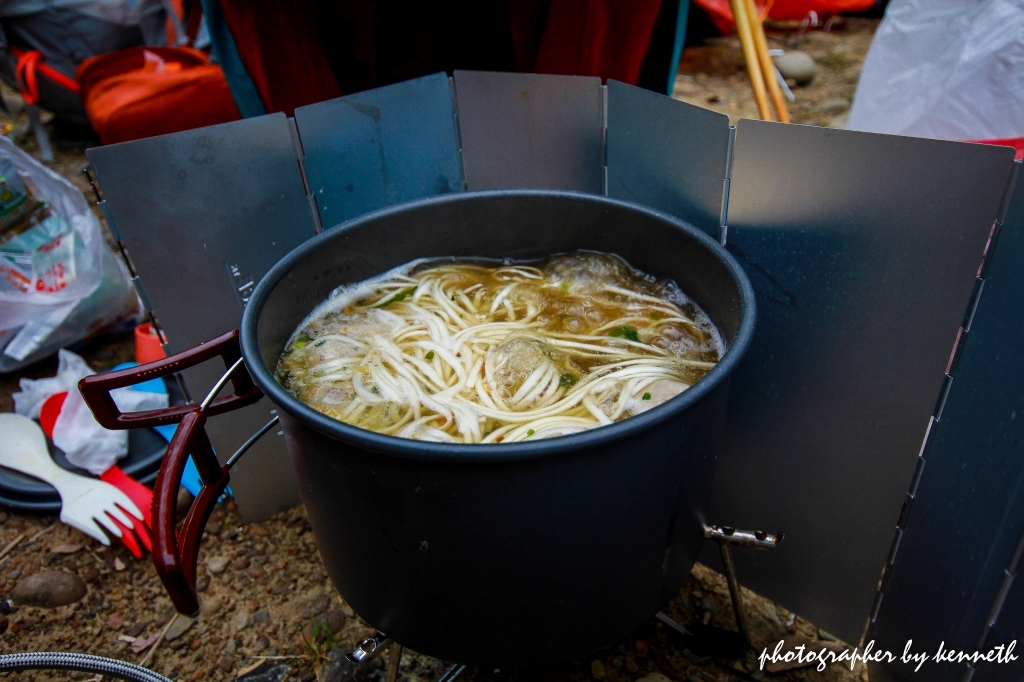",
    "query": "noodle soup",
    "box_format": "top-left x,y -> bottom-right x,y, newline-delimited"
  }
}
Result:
275,251 -> 722,443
